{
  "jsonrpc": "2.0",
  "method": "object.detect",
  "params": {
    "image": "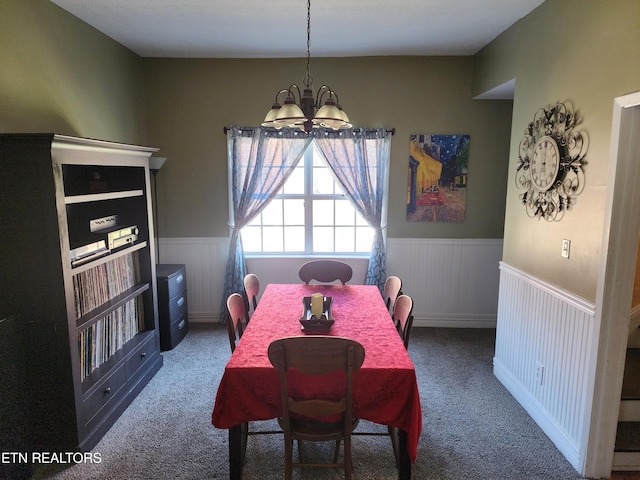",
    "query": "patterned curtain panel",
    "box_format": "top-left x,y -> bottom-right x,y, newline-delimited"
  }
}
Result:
313,128 -> 392,292
221,126 -> 311,322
